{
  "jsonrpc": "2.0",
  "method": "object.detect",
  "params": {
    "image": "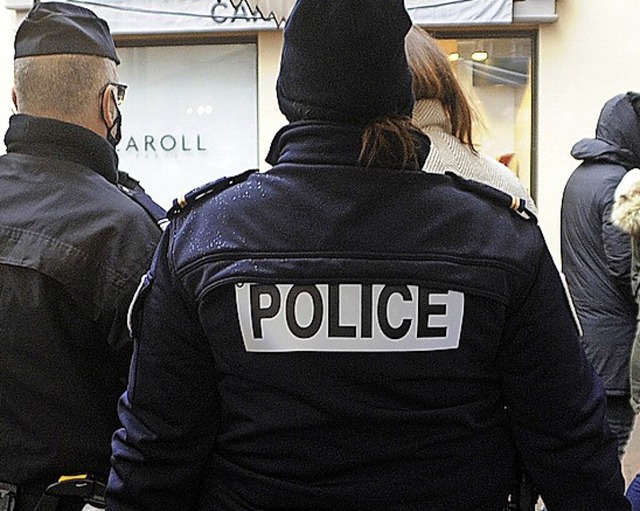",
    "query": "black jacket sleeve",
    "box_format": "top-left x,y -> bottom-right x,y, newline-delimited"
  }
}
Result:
107,230 -> 219,510
498,243 -> 629,510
